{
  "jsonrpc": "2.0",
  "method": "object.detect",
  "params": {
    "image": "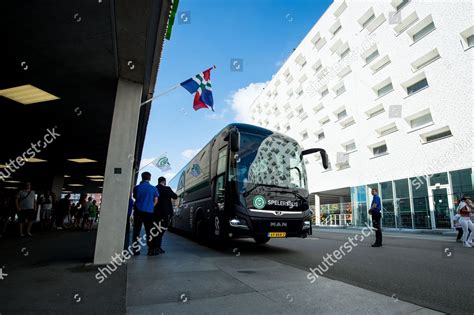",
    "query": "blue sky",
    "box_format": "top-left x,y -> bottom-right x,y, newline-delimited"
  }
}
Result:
140,0 -> 333,182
